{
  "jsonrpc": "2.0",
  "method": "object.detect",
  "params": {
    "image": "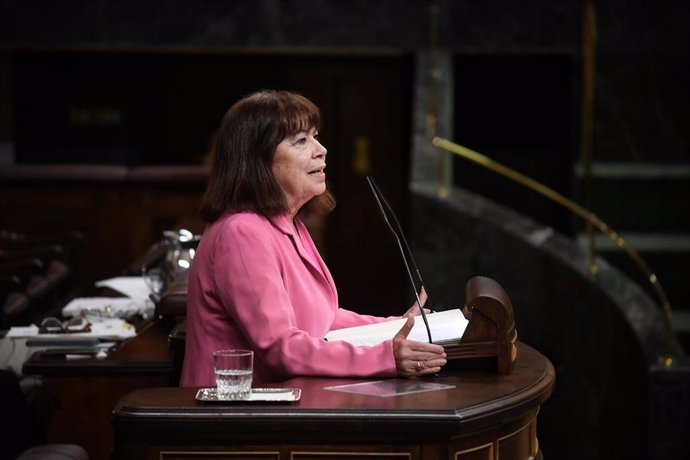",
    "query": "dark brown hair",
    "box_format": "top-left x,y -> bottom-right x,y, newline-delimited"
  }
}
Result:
200,90 -> 335,223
